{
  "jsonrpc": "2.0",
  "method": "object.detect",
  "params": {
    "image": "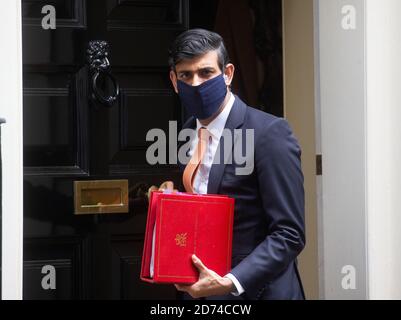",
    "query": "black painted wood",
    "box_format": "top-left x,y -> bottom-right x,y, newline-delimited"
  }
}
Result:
22,0 -> 187,299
